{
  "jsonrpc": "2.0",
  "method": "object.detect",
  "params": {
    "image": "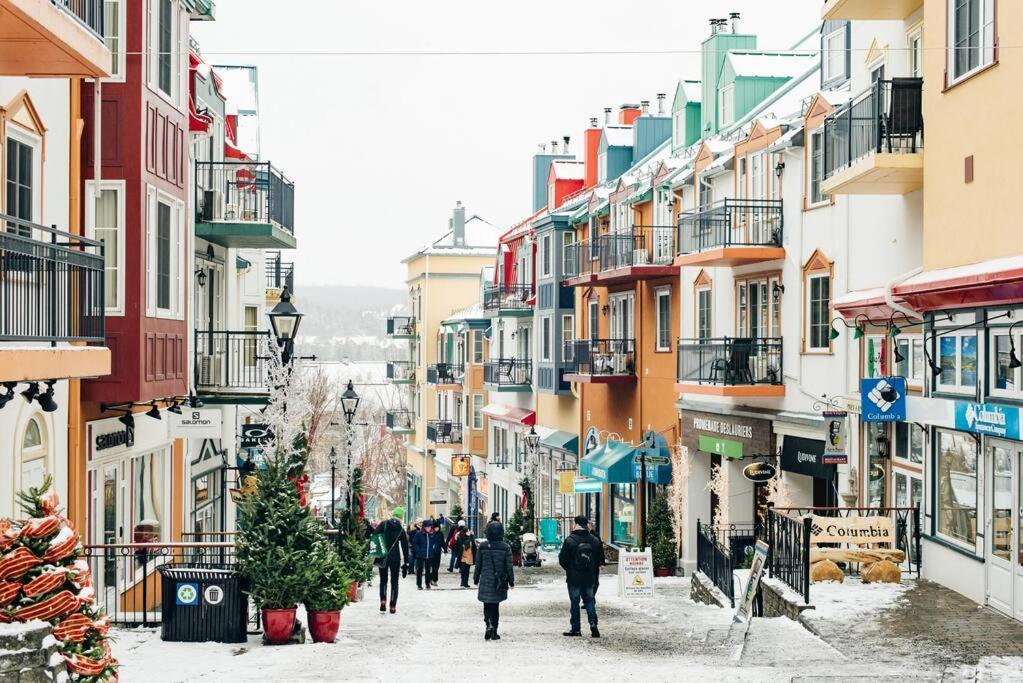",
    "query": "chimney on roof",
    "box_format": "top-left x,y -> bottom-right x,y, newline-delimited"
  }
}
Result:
640,100 -> 650,116
709,18 -> 719,34
551,139 -> 559,155
619,103 -> 641,126
657,93 -> 666,115
452,201 -> 466,247
584,119 -> 601,188
604,107 -> 613,125
590,117 -> 599,128
563,136 -> 571,155
730,12 -> 741,34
